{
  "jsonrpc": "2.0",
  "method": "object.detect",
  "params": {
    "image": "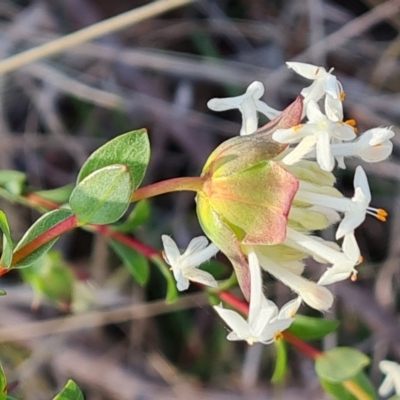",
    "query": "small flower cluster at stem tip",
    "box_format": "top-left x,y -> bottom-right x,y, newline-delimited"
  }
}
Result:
161,61 -> 393,346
